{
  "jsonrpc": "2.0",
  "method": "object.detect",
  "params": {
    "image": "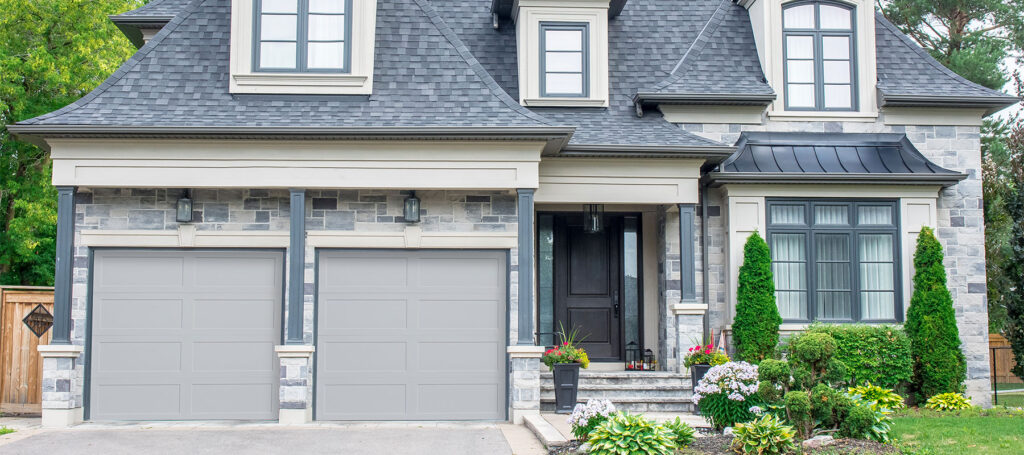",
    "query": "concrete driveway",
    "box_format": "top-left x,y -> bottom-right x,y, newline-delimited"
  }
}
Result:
0,422 -> 526,455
